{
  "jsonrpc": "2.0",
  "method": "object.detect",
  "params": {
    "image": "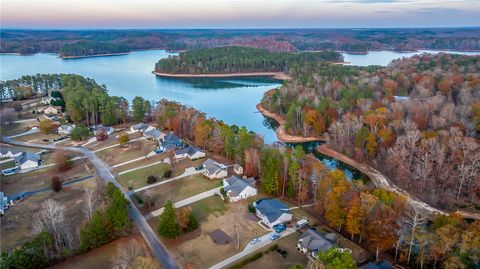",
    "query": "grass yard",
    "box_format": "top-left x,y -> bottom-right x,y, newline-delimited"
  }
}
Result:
95,140 -> 157,166
0,122 -> 36,136
136,174 -> 221,211
112,152 -> 168,173
117,163 -> 171,190
15,132 -> 62,144
166,198 -> 267,268
1,160 -> 94,196
243,232 -> 307,269
170,157 -> 205,177
0,178 -> 98,251
0,159 -> 17,170
47,235 -> 161,269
